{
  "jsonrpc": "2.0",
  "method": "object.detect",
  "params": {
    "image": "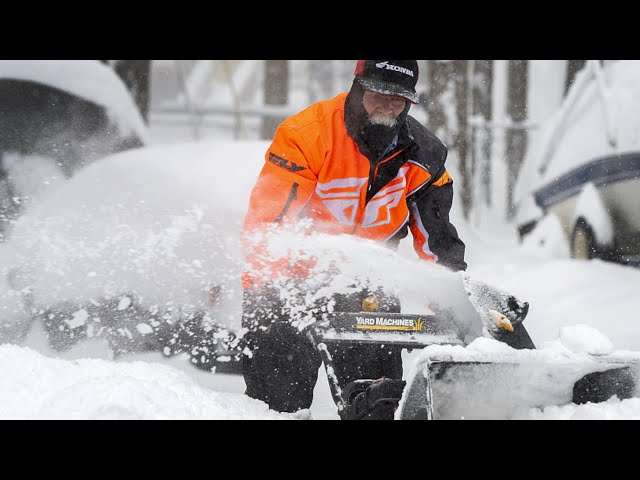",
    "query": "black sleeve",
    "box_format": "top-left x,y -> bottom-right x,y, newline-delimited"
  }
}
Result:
409,181 -> 467,272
